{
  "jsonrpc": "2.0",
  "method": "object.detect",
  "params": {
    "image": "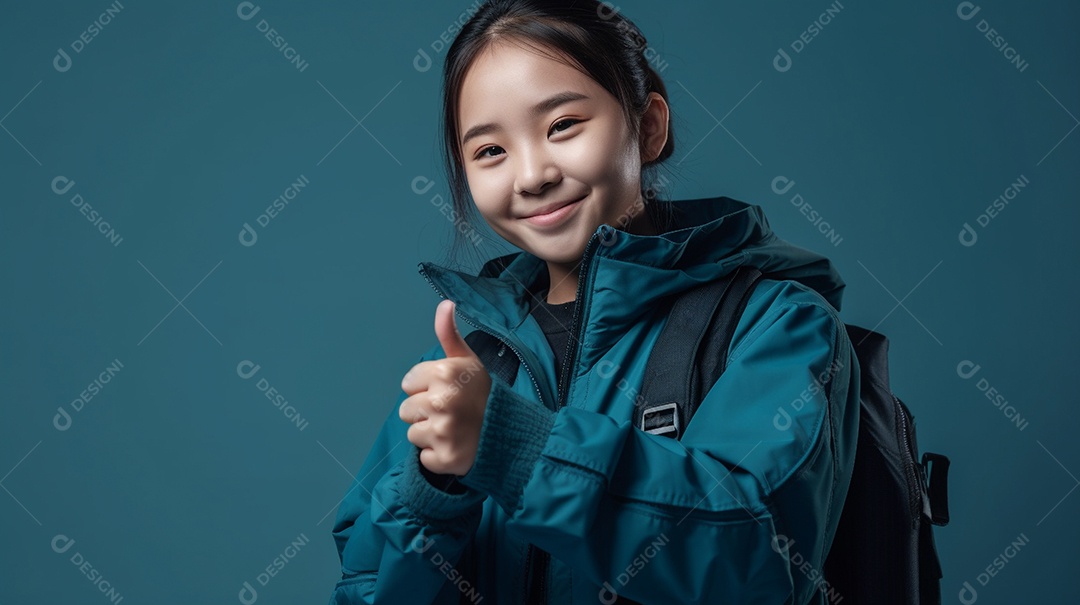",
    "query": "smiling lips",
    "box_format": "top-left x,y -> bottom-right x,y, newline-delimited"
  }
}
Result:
522,195 -> 586,227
